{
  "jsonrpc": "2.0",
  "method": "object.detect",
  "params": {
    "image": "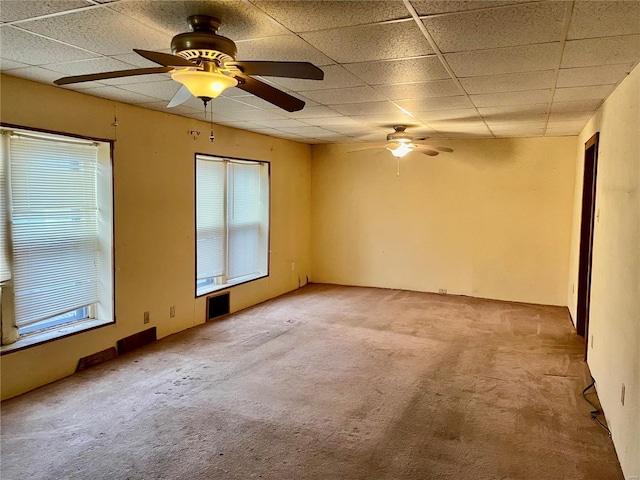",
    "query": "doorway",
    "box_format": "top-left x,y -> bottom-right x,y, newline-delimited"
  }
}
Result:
576,132 -> 599,357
